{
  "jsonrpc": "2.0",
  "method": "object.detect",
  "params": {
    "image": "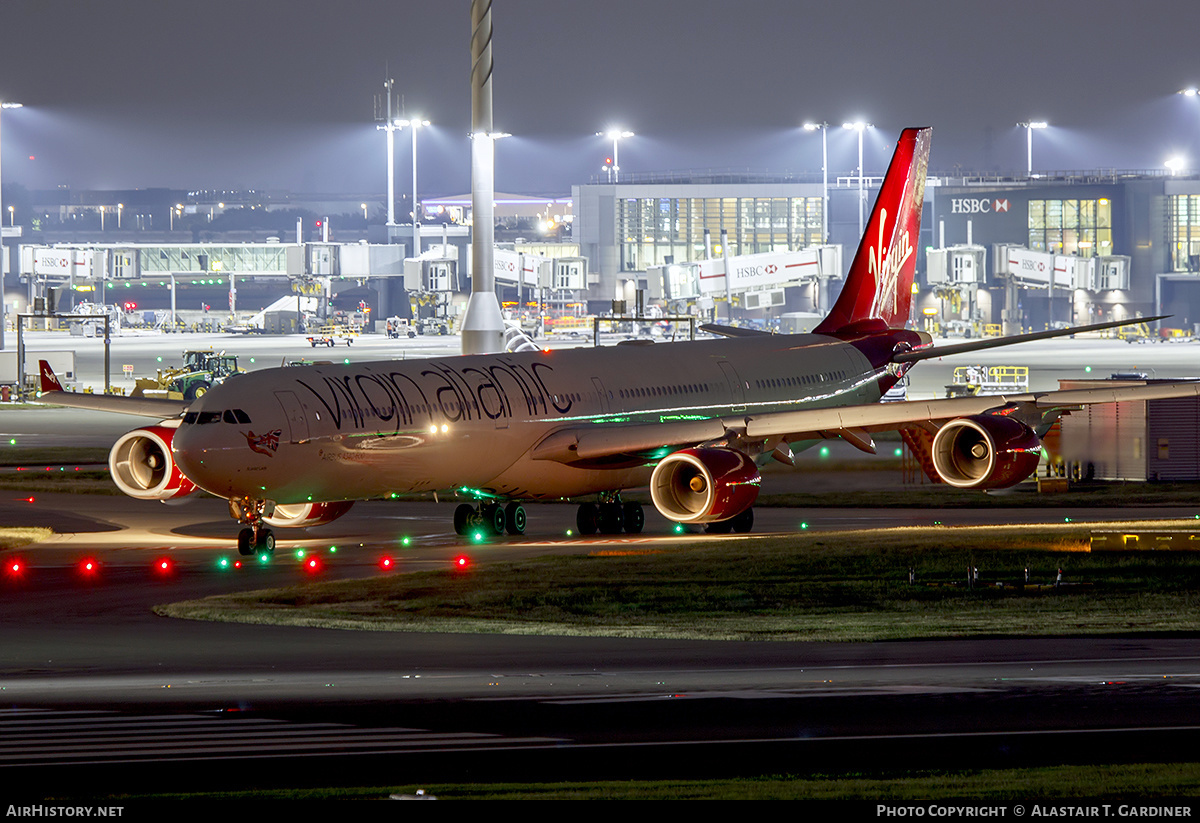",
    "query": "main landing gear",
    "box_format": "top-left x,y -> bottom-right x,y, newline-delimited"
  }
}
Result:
575,496 -> 645,535
454,500 -> 528,536
229,498 -> 276,556
702,507 -> 754,534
